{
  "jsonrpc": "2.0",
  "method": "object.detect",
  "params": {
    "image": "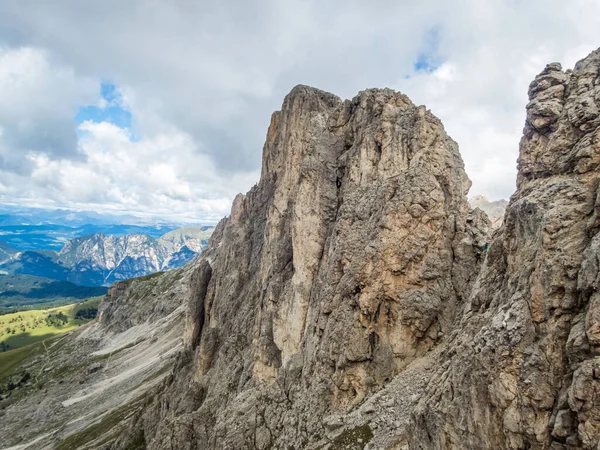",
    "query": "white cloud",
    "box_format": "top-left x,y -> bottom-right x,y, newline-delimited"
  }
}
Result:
0,47 -> 96,166
1,119 -> 258,223
0,0 -> 599,220
392,0 -> 600,199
